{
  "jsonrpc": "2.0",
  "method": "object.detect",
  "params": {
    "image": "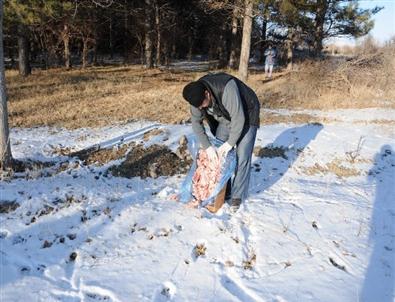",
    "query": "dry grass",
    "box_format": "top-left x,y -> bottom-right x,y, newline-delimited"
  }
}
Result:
259,111 -> 340,125
193,243 -> 207,258
302,158 -> 362,178
7,66 -> 201,128
242,251 -> 257,270
255,44 -> 395,110
6,45 -> 395,129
